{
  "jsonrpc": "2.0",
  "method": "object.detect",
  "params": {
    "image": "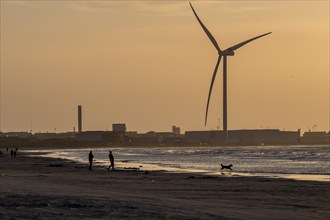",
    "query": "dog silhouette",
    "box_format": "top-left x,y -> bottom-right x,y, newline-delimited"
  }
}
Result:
221,164 -> 233,171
